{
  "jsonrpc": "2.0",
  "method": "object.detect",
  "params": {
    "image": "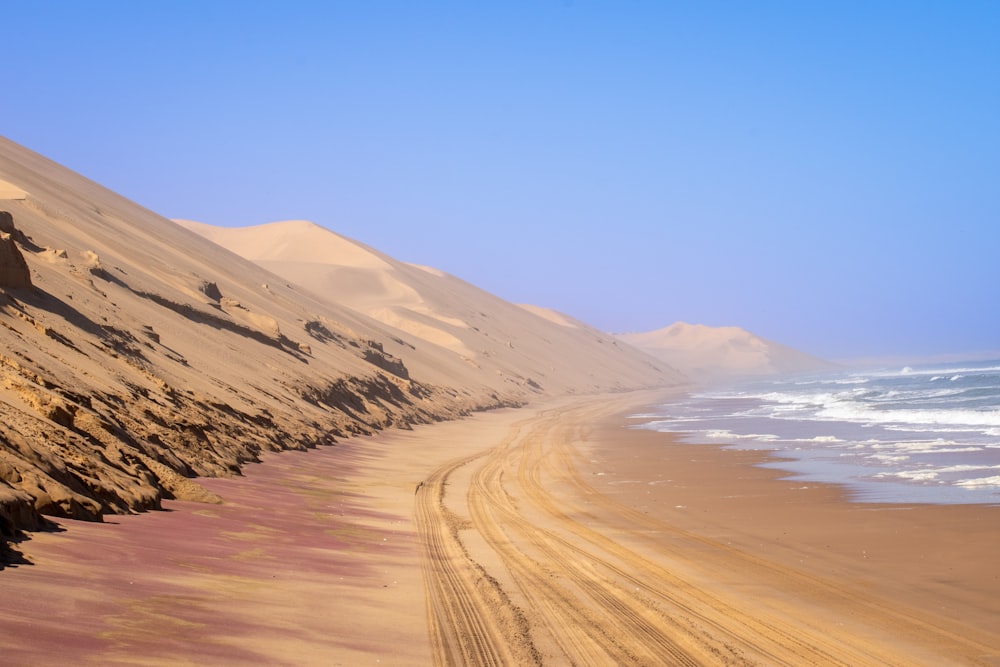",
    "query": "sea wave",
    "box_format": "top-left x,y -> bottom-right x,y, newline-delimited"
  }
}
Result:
636,361 -> 1000,504
817,404 -> 1000,429
793,377 -> 870,386
956,475 -> 1000,488
883,463 -> 1000,479
872,364 -> 1000,378
698,430 -> 779,442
